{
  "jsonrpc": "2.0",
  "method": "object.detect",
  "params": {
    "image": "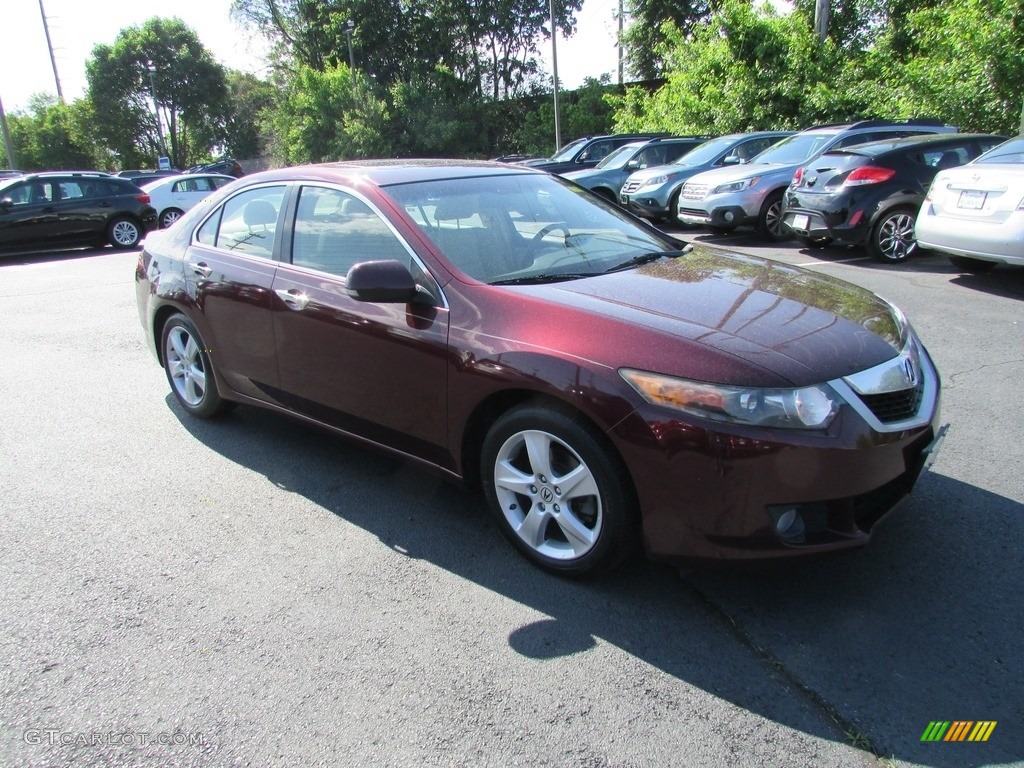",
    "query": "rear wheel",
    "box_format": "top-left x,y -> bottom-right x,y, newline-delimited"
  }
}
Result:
870,207 -> 917,262
161,313 -> 230,418
949,255 -> 997,273
481,403 -> 637,576
107,216 -> 142,249
159,207 -> 184,229
757,190 -> 788,241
